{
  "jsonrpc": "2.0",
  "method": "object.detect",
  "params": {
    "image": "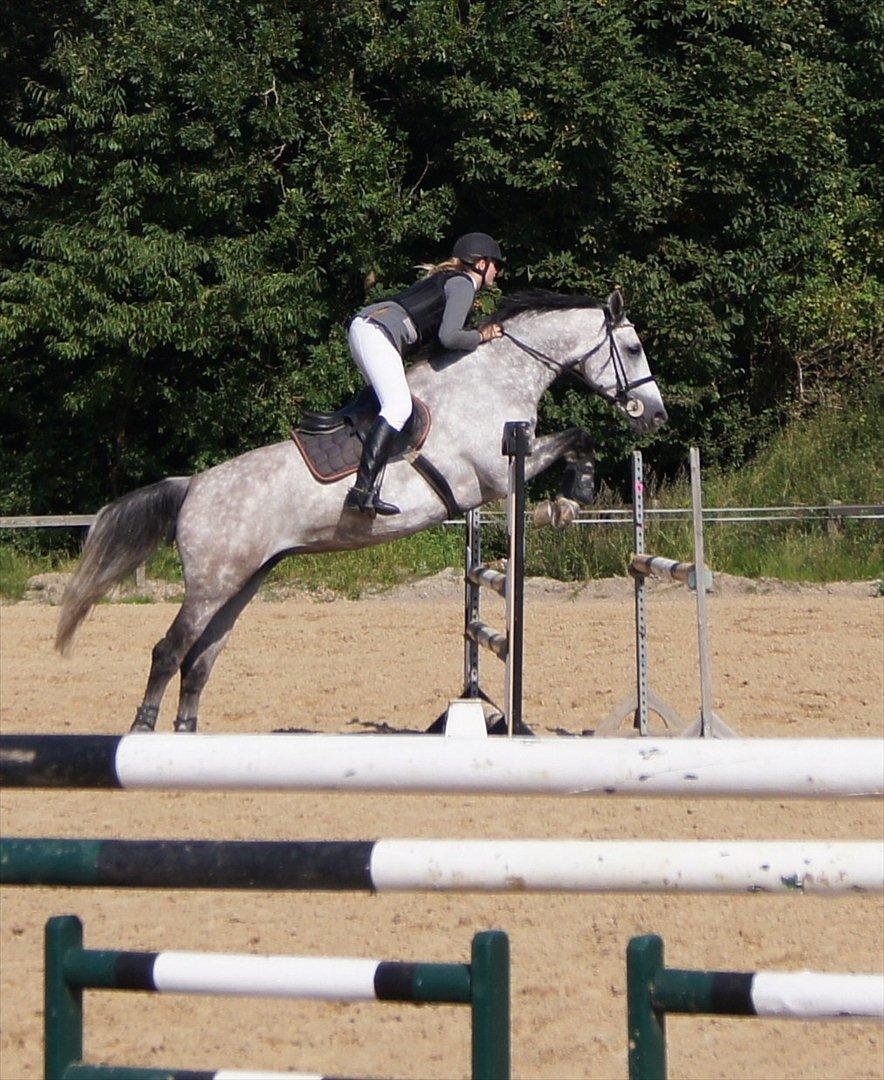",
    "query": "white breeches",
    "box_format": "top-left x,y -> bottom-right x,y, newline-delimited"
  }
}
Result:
348,317 -> 413,432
